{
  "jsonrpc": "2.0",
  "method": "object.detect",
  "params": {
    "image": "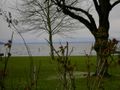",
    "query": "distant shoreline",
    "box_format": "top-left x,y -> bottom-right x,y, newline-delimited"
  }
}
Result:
0,54 -> 96,57
0,42 -> 96,56
11,41 -> 95,44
